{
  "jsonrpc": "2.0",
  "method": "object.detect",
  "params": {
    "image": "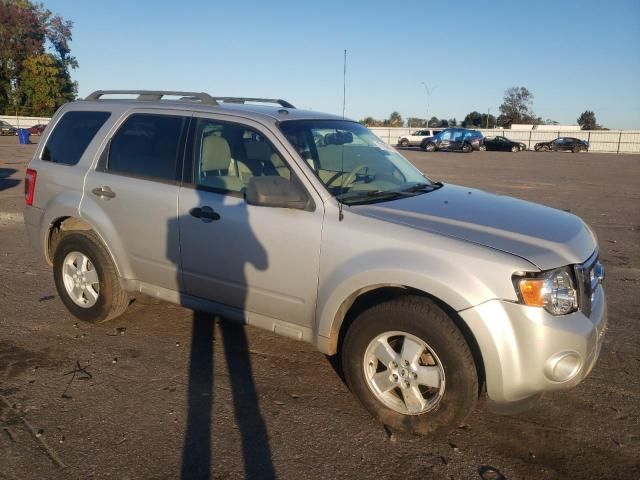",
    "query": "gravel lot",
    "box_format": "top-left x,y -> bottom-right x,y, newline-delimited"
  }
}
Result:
1,136 -> 639,479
